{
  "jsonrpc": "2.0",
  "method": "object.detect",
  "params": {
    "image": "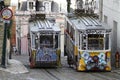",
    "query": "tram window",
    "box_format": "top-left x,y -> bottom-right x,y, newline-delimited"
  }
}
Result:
82,34 -> 87,50
32,35 -> 35,48
55,35 -> 58,48
66,22 -> 68,30
67,22 -> 70,33
105,34 -> 109,50
40,35 -> 53,48
35,36 -> 38,49
71,27 -> 75,41
88,34 -> 104,50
